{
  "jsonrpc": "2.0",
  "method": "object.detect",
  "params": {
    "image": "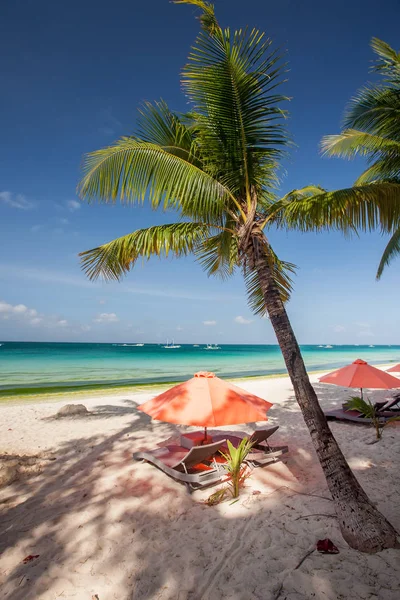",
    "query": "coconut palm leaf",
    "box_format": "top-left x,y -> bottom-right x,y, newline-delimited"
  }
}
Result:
320,38 -> 400,278
376,227 -> 400,279
136,100 -> 200,165
180,3 -> 289,201
79,138 -> 233,222
322,130 -> 400,160
370,37 -> 400,82
354,160 -> 400,185
79,222 -> 211,281
278,183 -> 400,234
196,229 -> 239,279
340,86 -> 400,140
